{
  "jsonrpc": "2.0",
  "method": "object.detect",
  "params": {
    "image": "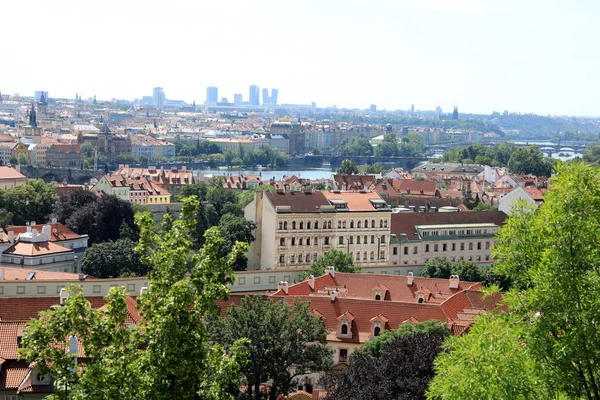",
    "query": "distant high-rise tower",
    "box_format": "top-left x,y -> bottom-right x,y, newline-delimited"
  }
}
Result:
452,106 -> 459,120
271,89 -> 278,105
206,86 -> 218,105
234,93 -> 243,106
153,87 -> 165,110
249,85 -> 260,106
411,104 -> 415,113
262,88 -> 270,105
